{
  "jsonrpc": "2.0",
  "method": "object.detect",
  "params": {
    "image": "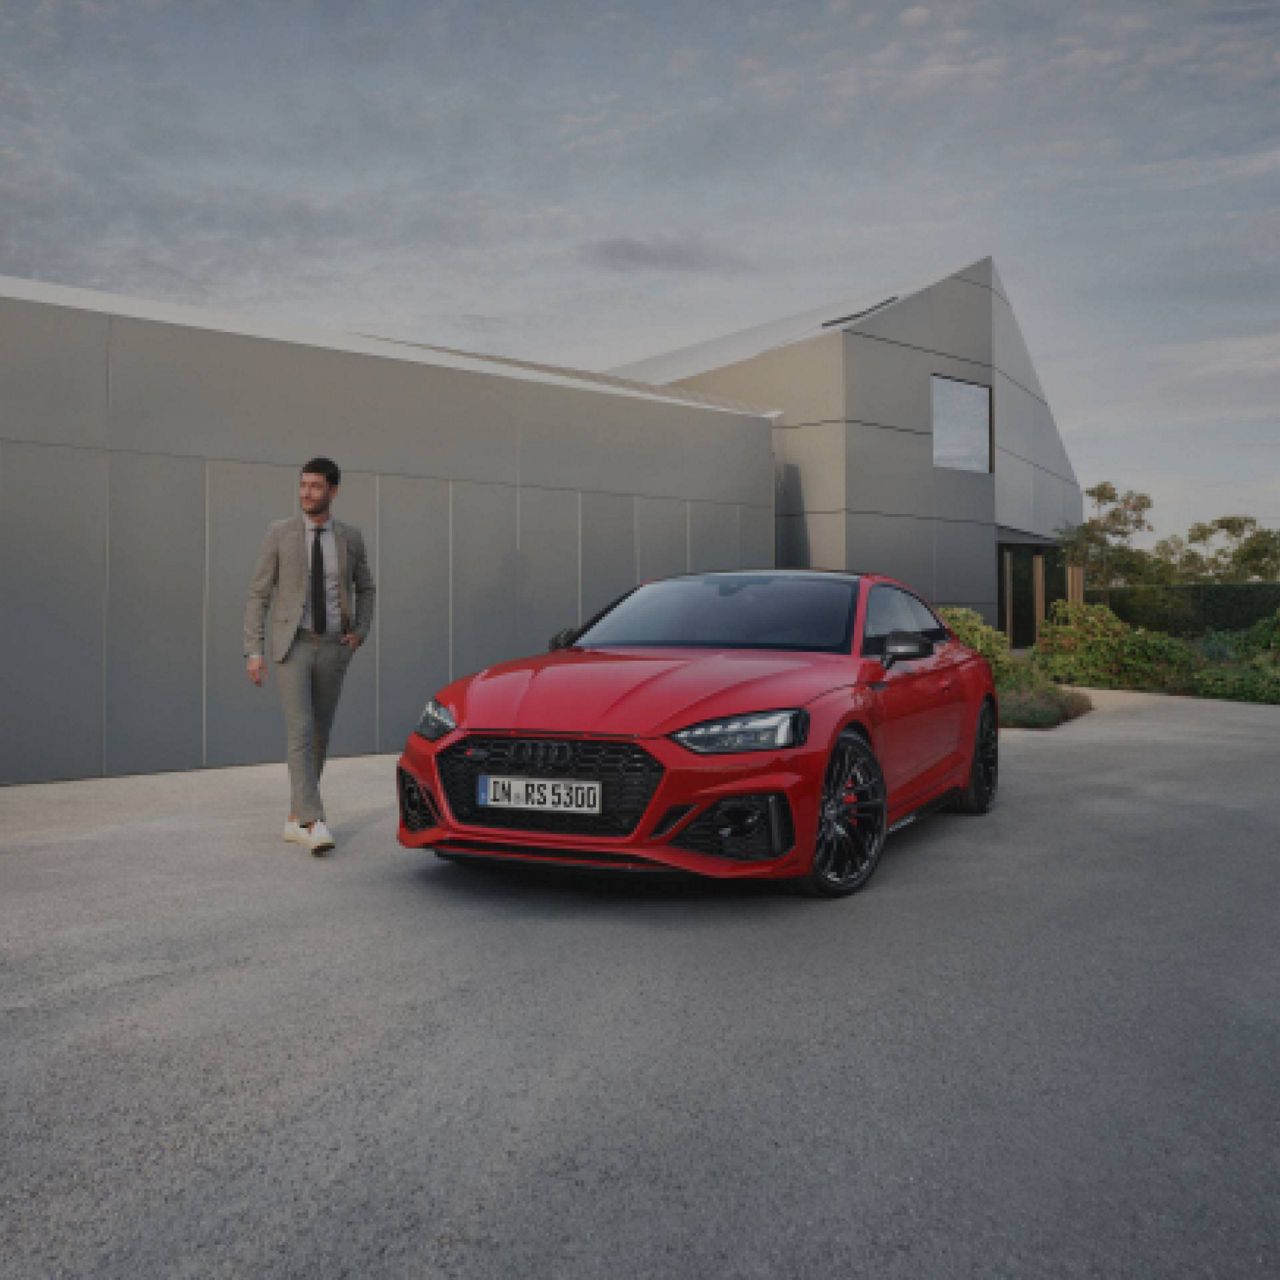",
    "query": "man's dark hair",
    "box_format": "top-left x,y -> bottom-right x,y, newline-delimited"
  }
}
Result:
301,457 -> 341,488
